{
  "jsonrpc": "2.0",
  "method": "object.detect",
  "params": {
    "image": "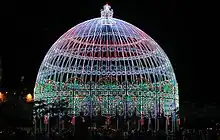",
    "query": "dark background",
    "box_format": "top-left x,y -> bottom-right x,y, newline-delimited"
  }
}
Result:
0,0 -> 217,105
